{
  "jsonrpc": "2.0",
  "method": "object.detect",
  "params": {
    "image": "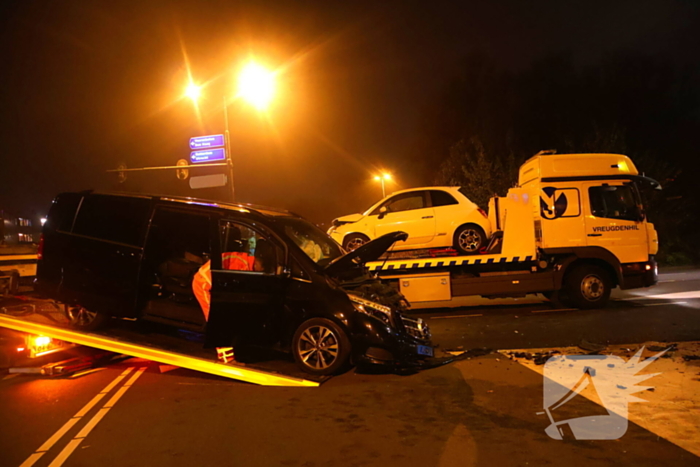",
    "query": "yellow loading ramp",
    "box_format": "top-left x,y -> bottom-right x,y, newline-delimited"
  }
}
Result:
0,314 -> 318,387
